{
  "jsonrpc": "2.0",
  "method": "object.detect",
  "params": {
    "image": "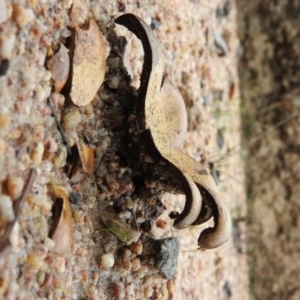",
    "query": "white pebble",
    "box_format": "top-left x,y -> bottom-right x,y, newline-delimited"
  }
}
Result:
125,197 -> 133,209
0,0 -> 9,24
52,146 -> 67,168
13,5 -> 34,27
136,217 -> 146,224
118,210 -> 131,220
98,13 -> 110,31
30,142 -> 44,165
0,195 -> 14,222
107,75 -> 120,89
100,92 -> 109,100
62,109 -> 81,130
56,257 -> 66,273
0,31 -> 16,59
44,85 -> 52,98
101,253 -> 115,268
35,85 -> 46,102
90,2 -> 100,20
44,237 -> 56,250
6,175 -> 24,200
